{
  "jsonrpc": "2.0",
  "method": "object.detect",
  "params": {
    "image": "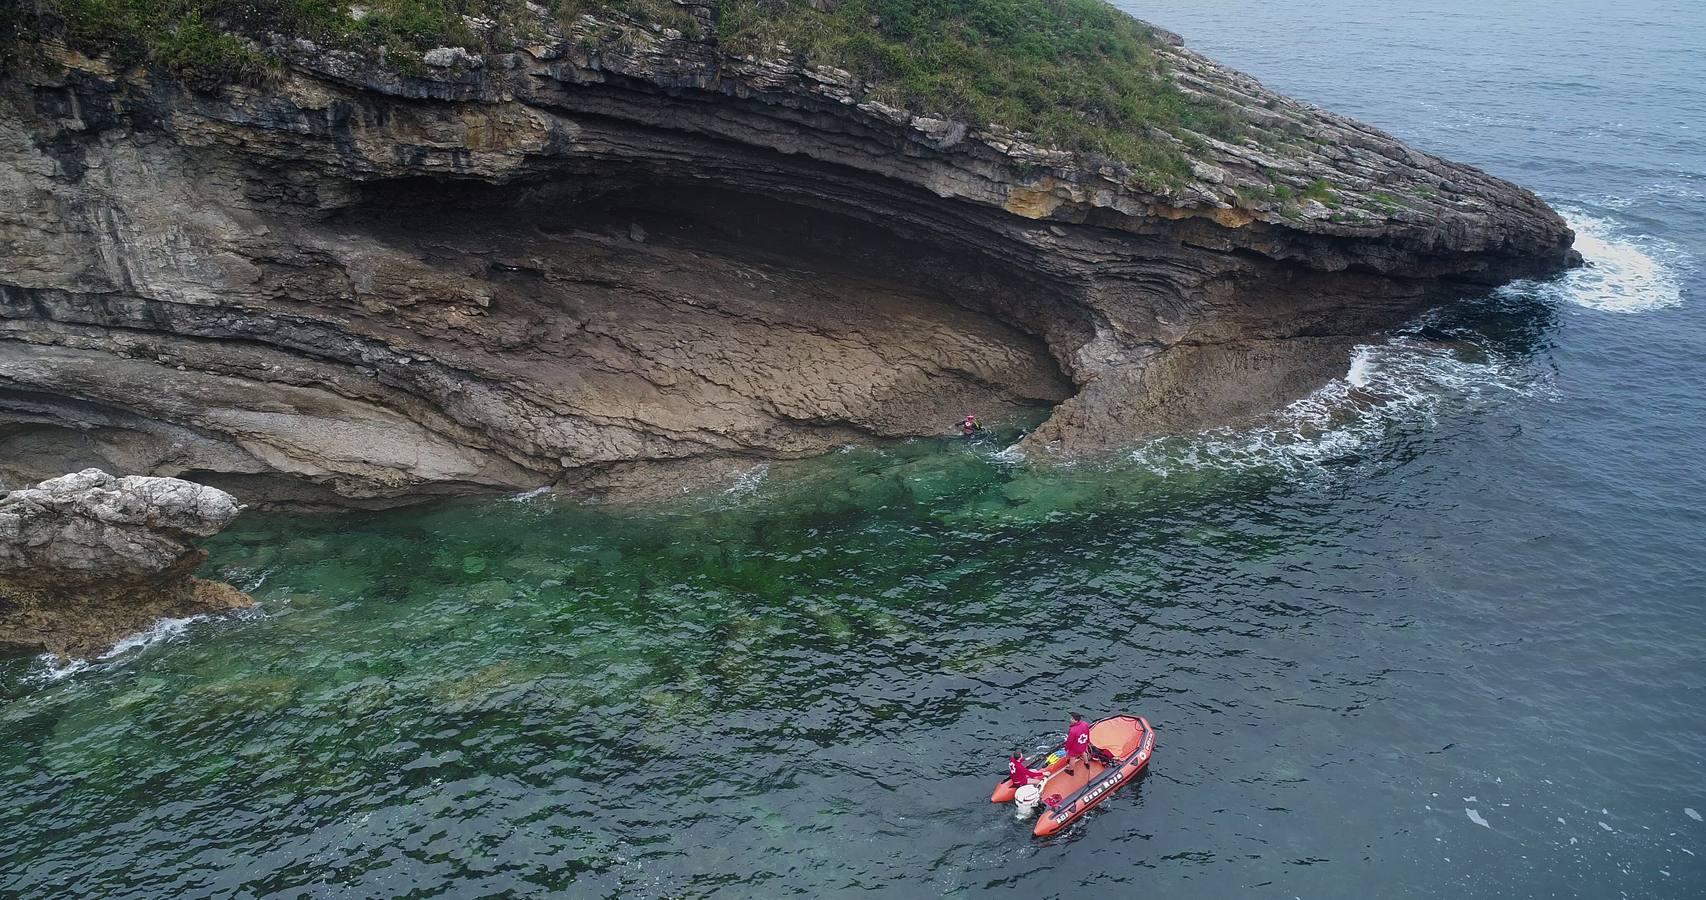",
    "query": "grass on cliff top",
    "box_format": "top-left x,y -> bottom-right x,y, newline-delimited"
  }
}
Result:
24,0 -> 520,82
16,0 -> 1249,184
719,0 -> 1246,182
19,0 -> 562,83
